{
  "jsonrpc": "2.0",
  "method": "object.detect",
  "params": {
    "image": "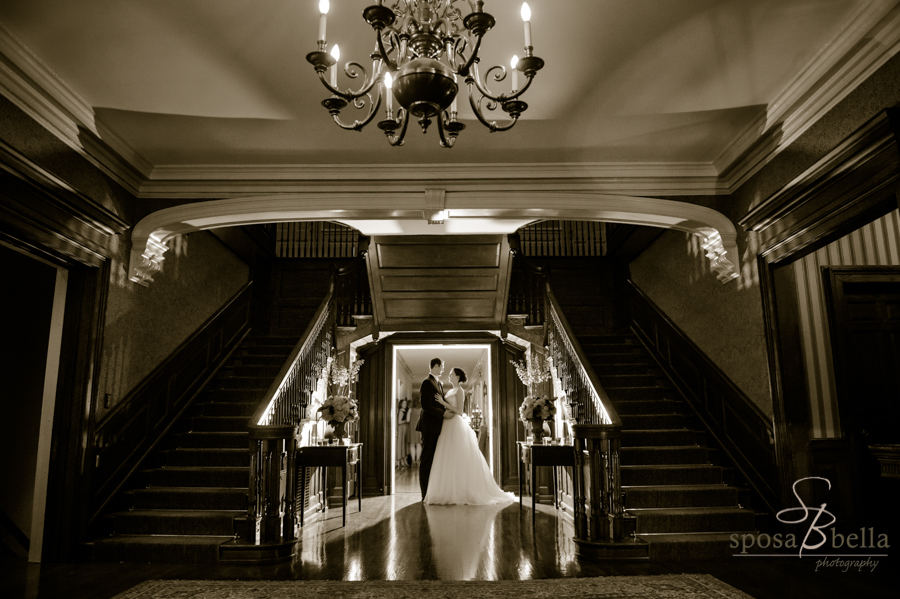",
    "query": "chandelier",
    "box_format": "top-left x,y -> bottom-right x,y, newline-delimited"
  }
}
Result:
306,1 -> 543,148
